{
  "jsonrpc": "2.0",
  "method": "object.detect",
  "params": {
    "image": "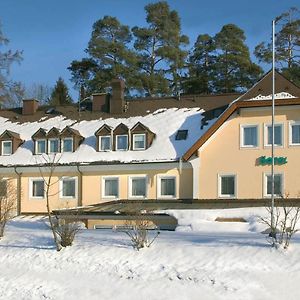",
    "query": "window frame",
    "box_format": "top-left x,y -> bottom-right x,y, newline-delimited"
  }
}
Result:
132,133 -> 146,150
263,173 -> 284,198
59,176 -> 78,199
1,140 -> 12,156
35,139 -> 47,154
29,178 -> 45,199
61,137 -> 74,152
48,138 -> 60,154
157,175 -> 177,199
116,135 -> 128,151
289,121 -> 300,146
240,124 -> 259,148
128,175 -> 147,199
264,123 -> 284,148
218,174 -> 237,198
99,135 -> 112,151
102,176 -> 119,199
